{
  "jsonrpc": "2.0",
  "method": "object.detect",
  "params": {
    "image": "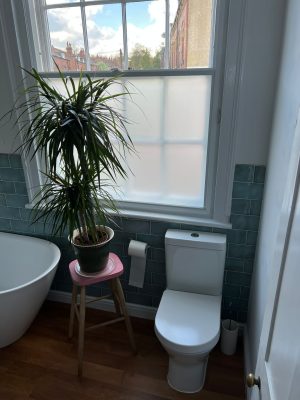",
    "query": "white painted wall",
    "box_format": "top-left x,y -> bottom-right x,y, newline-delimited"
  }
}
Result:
246,0 -> 300,373
234,0 -> 286,166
